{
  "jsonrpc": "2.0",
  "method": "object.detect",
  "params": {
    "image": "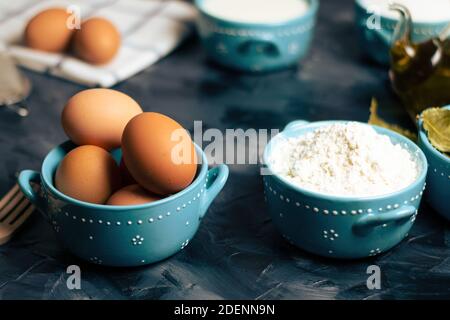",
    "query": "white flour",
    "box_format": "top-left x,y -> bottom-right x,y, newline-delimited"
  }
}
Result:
359,0 -> 450,23
202,0 -> 309,24
269,122 -> 418,197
